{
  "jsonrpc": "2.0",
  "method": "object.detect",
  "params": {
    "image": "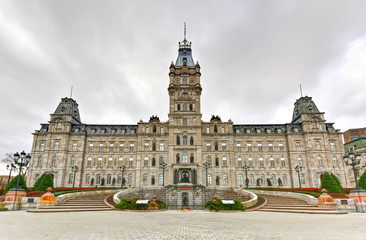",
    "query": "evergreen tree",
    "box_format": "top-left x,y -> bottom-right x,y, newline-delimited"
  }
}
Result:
319,172 -> 343,193
359,171 -> 366,190
4,175 -> 28,194
32,173 -> 54,191
330,173 -> 345,193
